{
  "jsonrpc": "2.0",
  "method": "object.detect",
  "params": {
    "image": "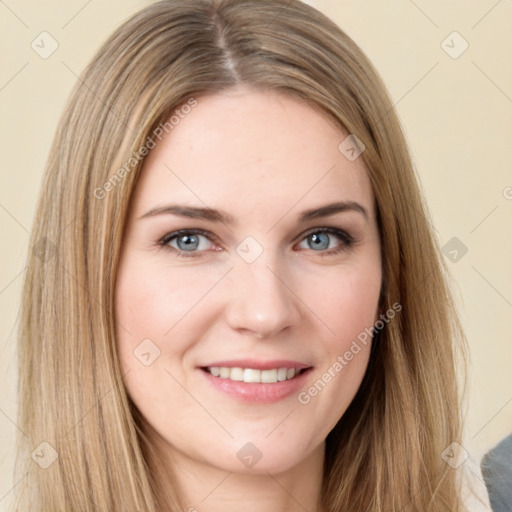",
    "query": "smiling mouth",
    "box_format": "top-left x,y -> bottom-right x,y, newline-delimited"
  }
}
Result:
201,366 -> 311,384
